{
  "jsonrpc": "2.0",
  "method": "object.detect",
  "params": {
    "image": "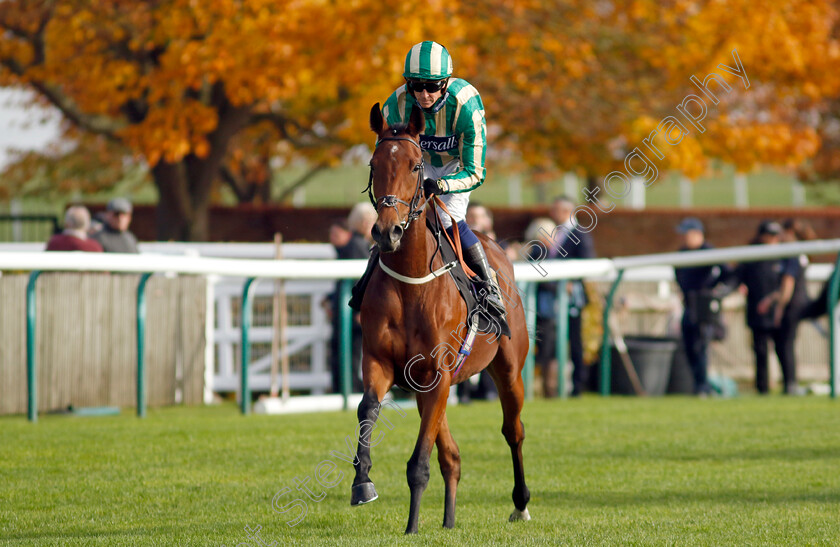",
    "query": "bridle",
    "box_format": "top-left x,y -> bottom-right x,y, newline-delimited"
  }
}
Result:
364,135 -> 427,233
